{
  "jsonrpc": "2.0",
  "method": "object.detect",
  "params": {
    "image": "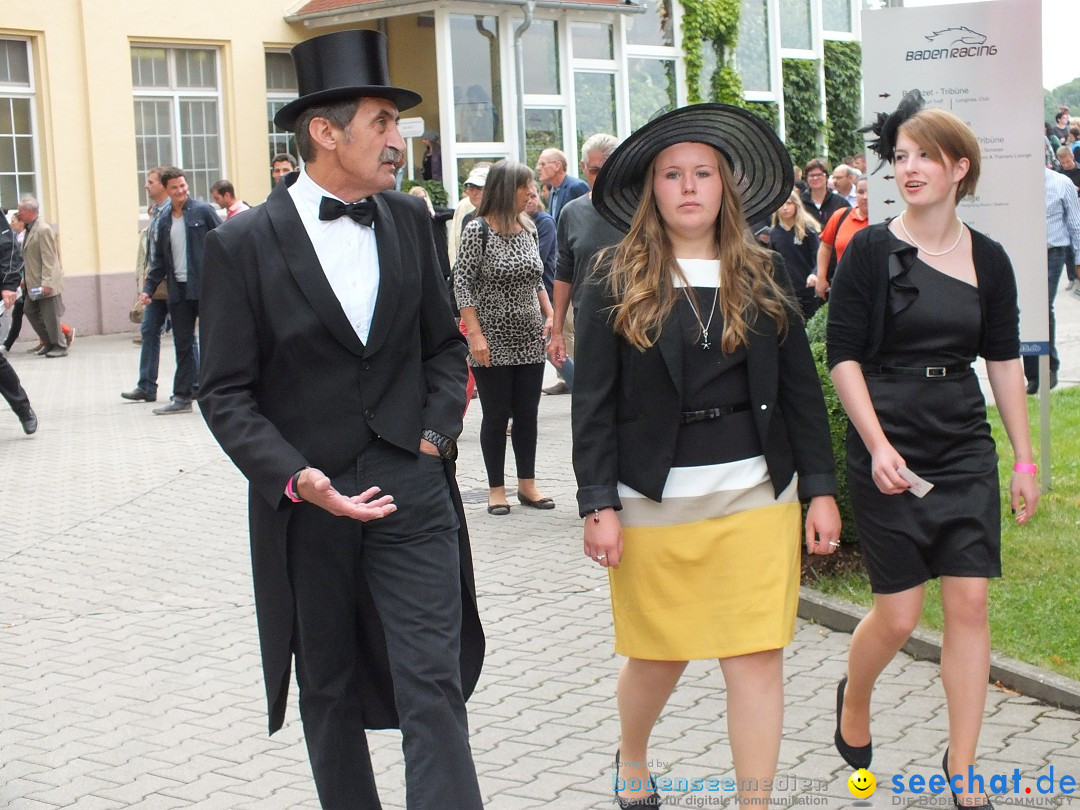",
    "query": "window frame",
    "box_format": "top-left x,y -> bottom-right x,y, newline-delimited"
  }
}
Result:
131,43 -> 225,204
0,36 -> 40,206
